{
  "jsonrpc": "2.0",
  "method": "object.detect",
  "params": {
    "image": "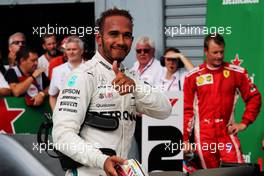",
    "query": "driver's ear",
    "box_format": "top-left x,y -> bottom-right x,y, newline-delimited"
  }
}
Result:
95,33 -> 102,47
